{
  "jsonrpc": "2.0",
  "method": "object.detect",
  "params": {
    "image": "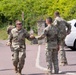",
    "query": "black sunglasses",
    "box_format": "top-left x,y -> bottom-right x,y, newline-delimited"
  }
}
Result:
16,23 -> 22,25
